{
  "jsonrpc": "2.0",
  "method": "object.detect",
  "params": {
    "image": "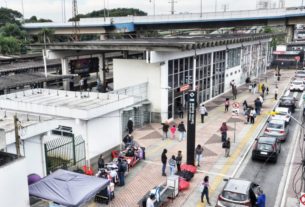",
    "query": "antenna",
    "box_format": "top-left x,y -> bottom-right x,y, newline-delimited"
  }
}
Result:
72,0 -> 80,41
169,0 -> 177,15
